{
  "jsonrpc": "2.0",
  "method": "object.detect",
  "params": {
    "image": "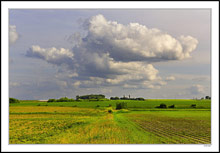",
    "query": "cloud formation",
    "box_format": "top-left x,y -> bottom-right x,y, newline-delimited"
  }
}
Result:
80,14 -> 198,62
26,14 -> 198,90
9,25 -> 19,45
